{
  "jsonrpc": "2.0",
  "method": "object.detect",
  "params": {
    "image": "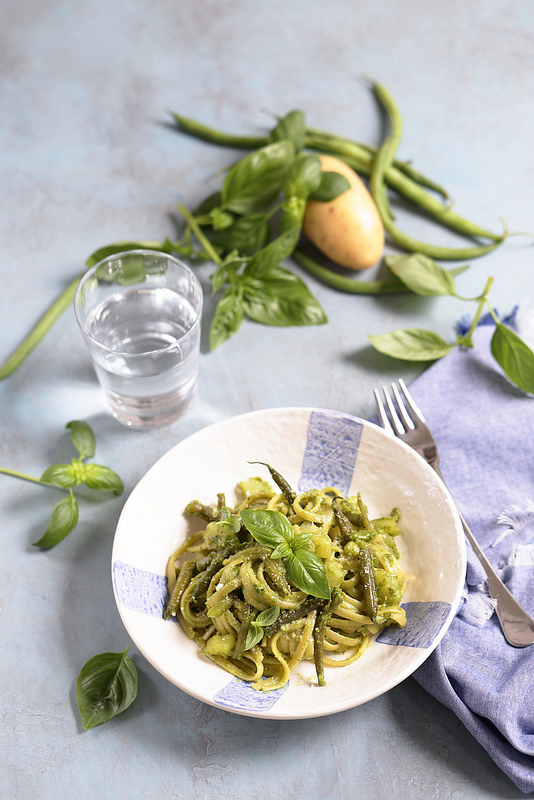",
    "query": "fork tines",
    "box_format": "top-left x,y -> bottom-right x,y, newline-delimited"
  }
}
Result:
374,379 -> 425,435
